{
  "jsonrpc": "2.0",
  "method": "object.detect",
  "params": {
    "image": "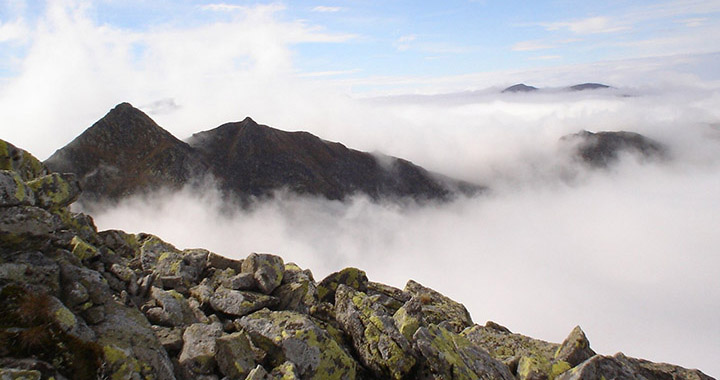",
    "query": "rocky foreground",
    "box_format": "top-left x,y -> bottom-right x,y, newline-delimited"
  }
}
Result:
0,138 -> 713,379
